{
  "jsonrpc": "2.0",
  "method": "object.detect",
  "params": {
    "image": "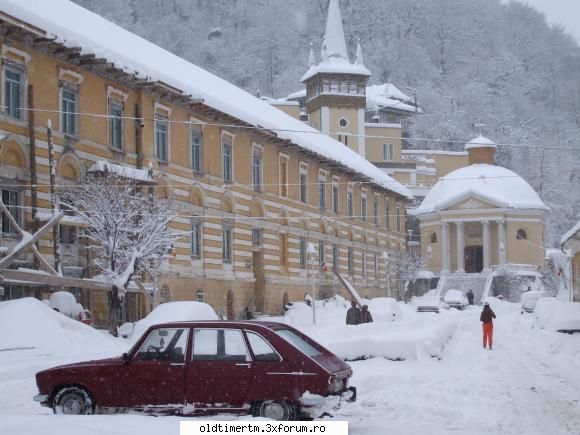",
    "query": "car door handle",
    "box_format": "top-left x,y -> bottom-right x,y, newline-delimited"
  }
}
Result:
170,363 -> 185,367
235,363 -> 252,367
